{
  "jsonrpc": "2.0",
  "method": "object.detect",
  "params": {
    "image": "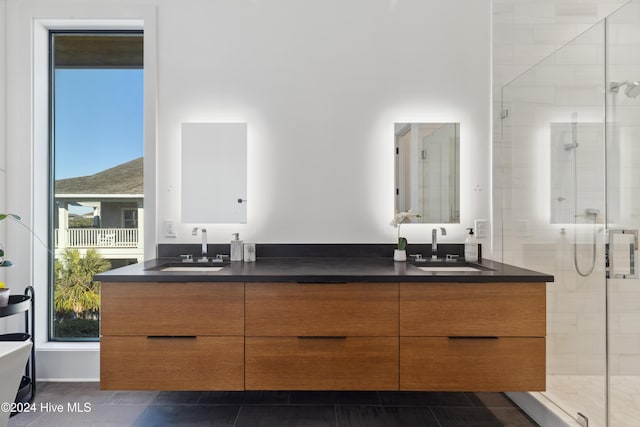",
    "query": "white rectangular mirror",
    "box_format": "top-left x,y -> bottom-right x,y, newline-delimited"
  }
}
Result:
181,123 -> 247,223
394,123 -> 460,223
